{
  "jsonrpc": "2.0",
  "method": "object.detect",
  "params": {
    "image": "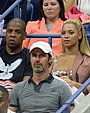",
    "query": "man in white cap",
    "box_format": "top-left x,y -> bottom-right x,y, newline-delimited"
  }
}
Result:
9,41 -> 72,113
